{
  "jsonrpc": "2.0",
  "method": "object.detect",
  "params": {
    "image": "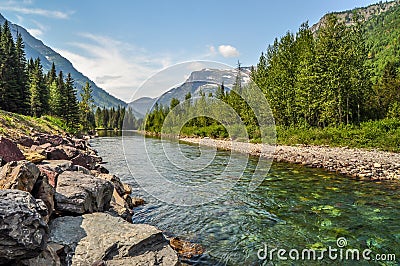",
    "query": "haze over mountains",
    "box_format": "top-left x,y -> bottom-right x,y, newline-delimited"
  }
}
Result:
0,13 -> 126,109
128,67 -> 252,118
